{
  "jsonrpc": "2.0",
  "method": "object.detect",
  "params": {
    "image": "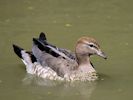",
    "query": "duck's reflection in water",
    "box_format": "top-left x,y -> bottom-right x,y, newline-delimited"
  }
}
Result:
22,74 -> 98,100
